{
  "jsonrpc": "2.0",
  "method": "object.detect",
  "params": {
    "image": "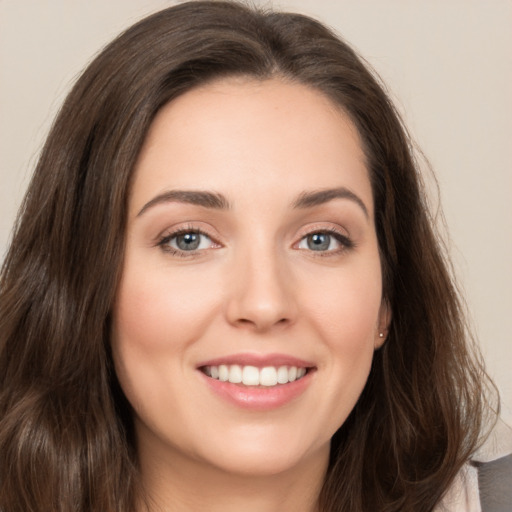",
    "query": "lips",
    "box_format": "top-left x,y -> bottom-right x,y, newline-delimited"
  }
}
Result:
197,353 -> 315,410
